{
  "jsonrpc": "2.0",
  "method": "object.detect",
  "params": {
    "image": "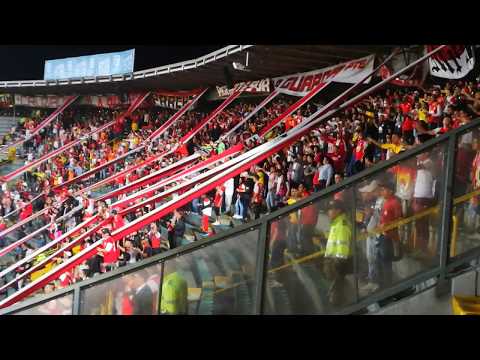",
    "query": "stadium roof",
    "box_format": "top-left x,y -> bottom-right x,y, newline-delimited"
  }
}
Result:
0,45 -> 395,95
